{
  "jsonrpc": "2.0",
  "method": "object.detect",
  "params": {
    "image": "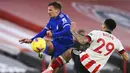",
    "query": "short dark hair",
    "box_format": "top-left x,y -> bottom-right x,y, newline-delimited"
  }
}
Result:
48,1 -> 62,11
104,18 -> 116,31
